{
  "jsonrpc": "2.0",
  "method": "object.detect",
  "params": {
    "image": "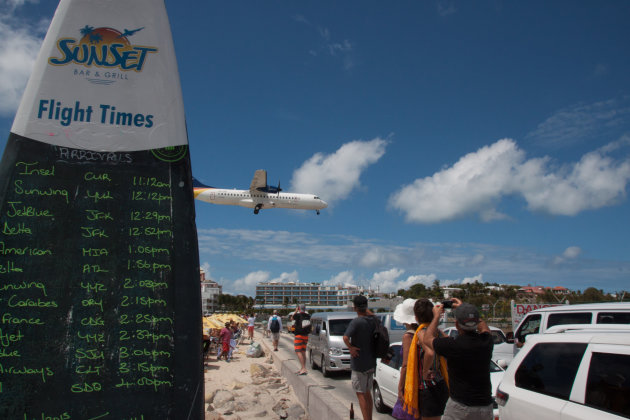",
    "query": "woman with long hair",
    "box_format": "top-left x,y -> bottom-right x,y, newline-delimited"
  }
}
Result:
400,299 -> 449,420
